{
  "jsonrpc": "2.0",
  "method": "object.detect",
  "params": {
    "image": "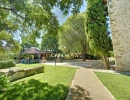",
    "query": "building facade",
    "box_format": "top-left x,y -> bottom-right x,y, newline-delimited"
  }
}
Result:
107,0 -> 130,71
